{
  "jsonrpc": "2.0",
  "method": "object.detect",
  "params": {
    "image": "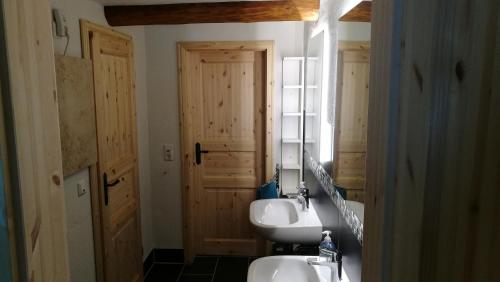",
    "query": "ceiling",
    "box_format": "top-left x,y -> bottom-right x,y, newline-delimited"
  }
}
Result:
96,0 -> 270,6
